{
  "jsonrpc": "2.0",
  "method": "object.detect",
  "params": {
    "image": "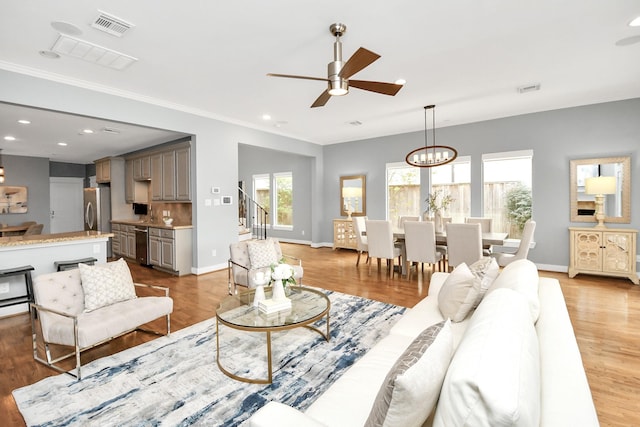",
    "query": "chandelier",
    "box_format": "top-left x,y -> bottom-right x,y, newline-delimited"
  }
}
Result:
405,105 -> 457,168
0,149 -> 5,184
